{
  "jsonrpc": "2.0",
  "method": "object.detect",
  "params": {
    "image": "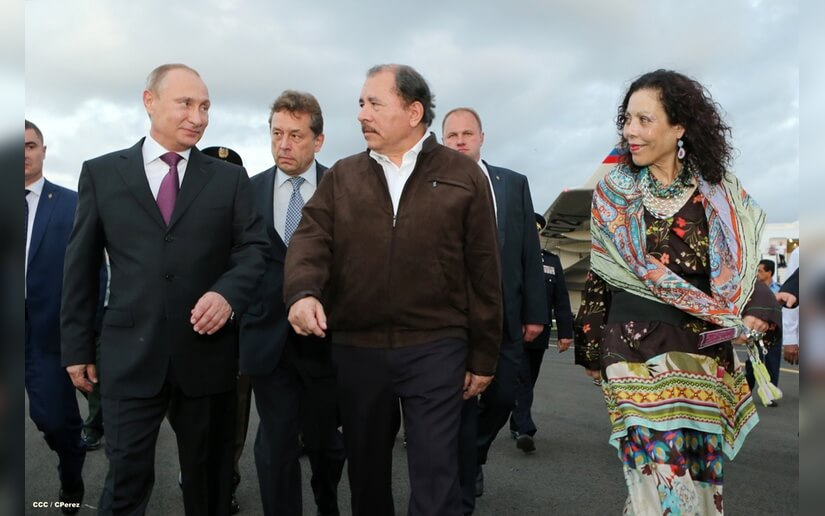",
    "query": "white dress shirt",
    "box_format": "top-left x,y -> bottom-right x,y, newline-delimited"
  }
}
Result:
783,247 -> 799,347
369,133 -> 428,222
25,176 -> 45,283
478,160 -> 498,223
273,163 -> 317,242
141,135 -> 191,199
